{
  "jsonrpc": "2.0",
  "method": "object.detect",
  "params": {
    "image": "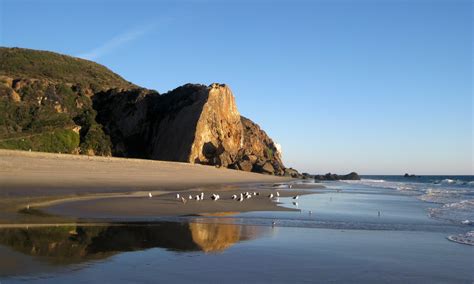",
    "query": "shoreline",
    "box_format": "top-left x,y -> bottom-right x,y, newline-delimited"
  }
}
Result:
0,149 -> 322,224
